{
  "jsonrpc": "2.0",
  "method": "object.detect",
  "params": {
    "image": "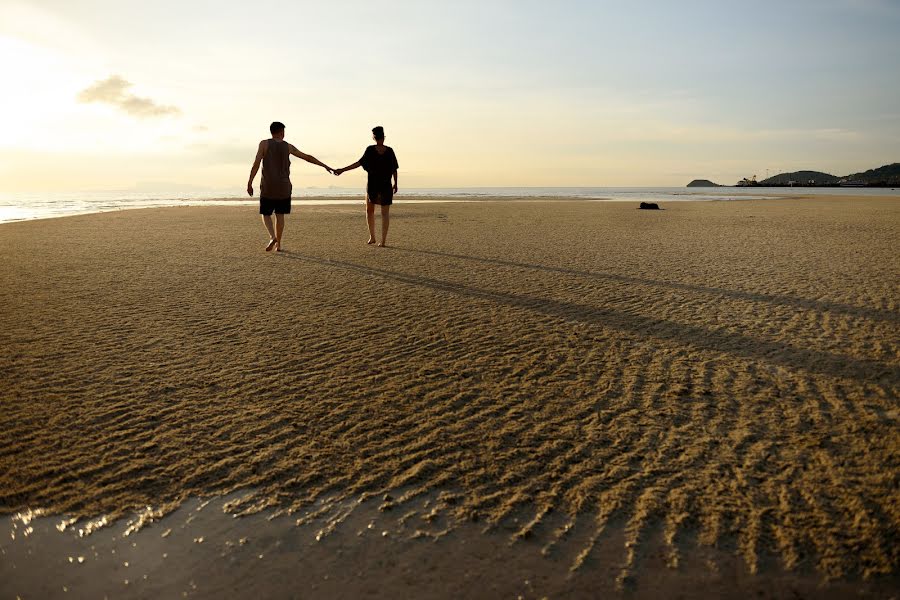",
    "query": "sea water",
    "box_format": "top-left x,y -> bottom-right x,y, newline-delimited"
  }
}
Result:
1,186 -> 898,224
